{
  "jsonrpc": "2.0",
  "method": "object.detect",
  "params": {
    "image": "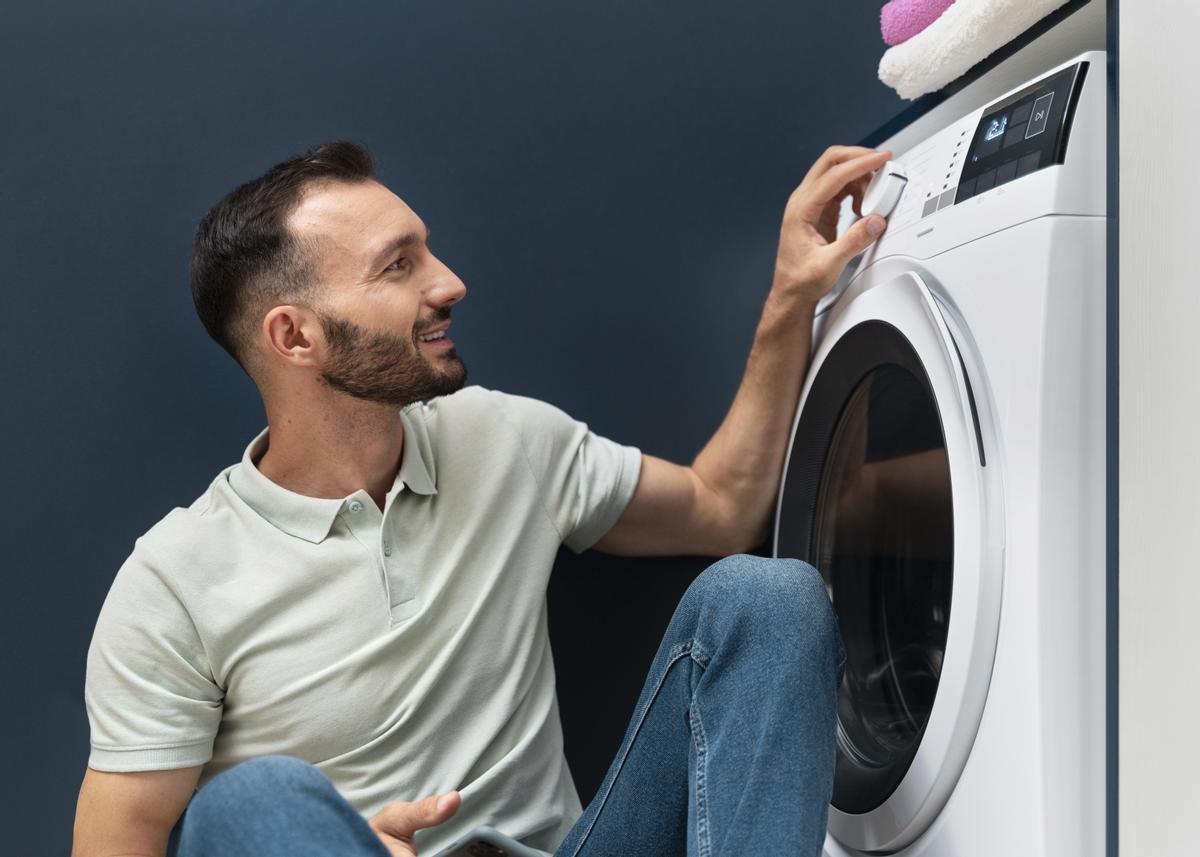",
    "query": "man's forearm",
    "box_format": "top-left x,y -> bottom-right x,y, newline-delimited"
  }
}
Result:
691,291 -> 819,553
685,145 -> 889,555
